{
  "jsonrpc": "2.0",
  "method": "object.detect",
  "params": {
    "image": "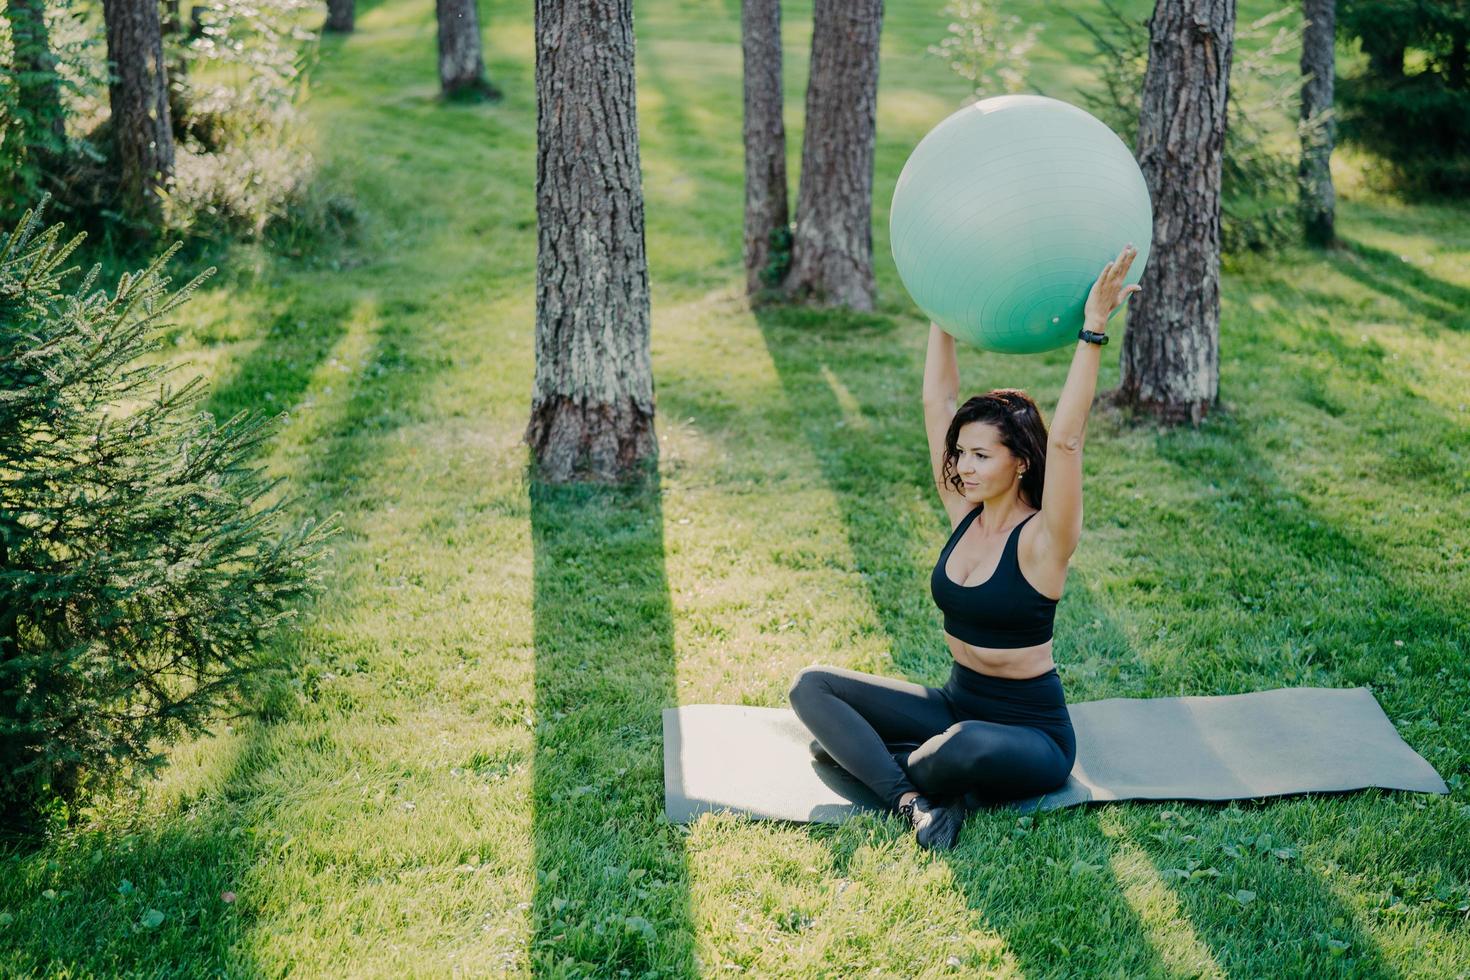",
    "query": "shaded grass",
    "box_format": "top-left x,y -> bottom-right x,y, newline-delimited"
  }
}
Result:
529,479 -> 693,973
0,0 -> 1467,976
